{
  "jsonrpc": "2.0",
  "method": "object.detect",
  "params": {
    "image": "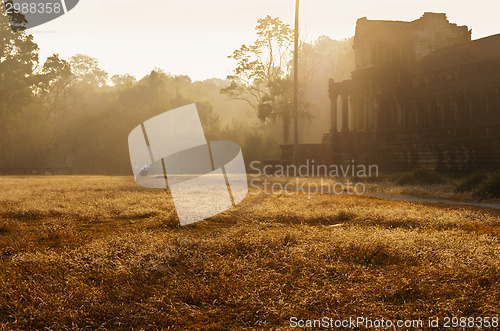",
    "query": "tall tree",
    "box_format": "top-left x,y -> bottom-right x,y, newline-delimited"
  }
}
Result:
0,5 -> 39,166
111,74 -> 136,88
69,54 -> 108,87
39,54 -> 74,112
222,15 -> 300,144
